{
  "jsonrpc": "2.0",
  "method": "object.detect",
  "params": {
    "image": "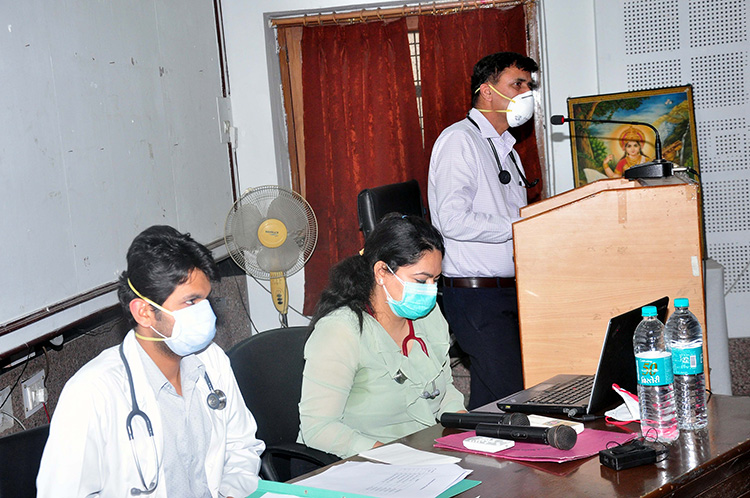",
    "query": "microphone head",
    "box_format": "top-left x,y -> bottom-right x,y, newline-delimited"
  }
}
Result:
505,412 -> 531,426
546,425 -> 577,450
550,115 -> 565,125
